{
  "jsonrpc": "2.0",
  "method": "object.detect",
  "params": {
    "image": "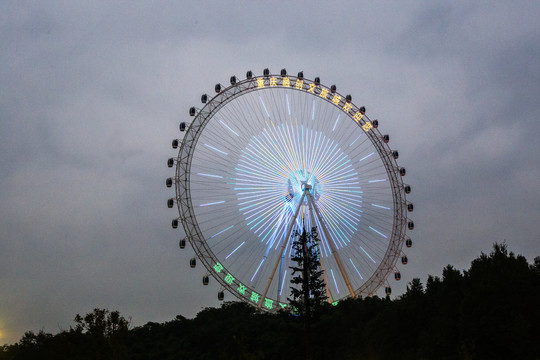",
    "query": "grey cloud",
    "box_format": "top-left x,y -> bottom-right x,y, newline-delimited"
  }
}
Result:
1,0 -> 539,345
